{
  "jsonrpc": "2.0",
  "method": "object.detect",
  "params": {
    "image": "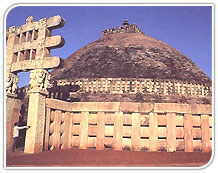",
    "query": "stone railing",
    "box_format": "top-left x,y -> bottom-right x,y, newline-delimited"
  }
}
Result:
44,98 -> 212,152
56,78 -> 211,97
102,23 -> 143,35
